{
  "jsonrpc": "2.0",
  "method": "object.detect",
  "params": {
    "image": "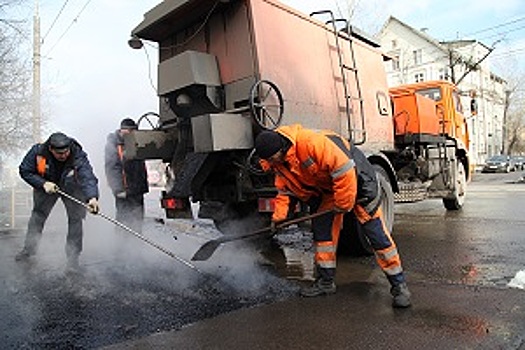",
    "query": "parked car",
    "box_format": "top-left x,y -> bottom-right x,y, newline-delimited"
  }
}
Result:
512,156 -> 525,171
481,155 -> 517,173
